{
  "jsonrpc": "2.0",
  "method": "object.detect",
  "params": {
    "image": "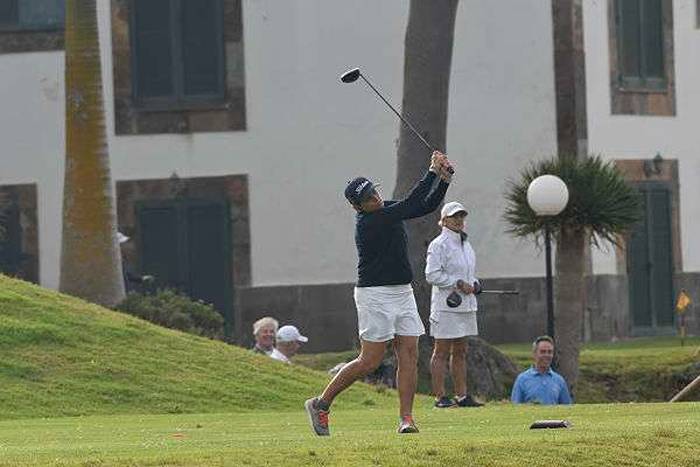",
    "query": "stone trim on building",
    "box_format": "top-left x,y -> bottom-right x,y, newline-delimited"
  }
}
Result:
607,0 -> 676,116
0,183 -> 39,283
0,29 -> 63,55
110,0 -> 246,135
